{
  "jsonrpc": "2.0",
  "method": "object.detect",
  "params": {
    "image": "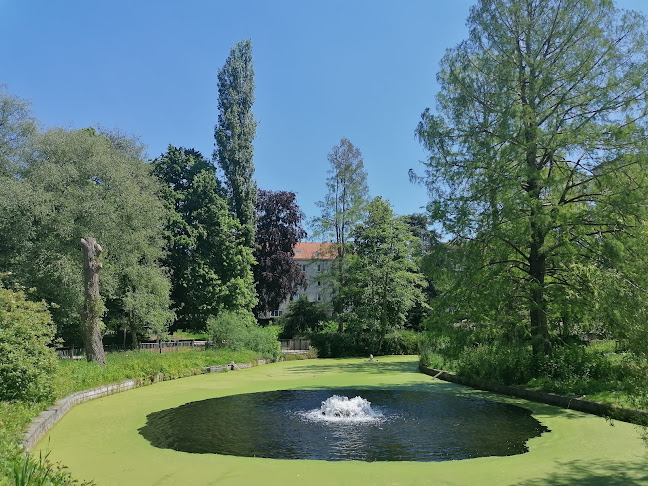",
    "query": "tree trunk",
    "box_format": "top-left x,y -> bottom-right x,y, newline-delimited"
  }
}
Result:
130,322 -> 139,349
334,251 -> 345,332
80,237 -> 107,365
529,240 -> 551,356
